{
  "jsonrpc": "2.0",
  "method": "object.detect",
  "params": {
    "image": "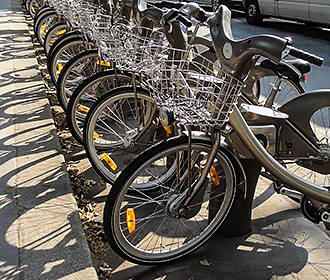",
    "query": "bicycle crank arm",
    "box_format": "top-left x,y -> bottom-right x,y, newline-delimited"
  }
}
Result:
278,186 -> 304,201
321,211 -> 330,230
